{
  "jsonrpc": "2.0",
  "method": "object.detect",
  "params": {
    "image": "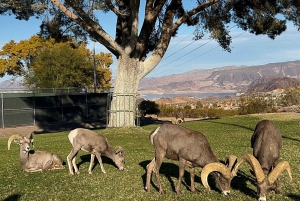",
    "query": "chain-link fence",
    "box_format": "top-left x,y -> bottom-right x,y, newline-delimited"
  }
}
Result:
0,90 -> 109,128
